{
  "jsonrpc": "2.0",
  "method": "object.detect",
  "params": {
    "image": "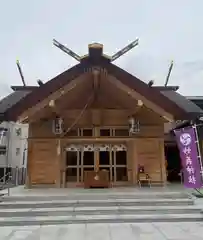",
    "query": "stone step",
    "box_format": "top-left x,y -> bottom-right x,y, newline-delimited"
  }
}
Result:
0,205 -> 200,217
1,192 -> 191,201
0,213 -> 202,226
0,198 -> 194,209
